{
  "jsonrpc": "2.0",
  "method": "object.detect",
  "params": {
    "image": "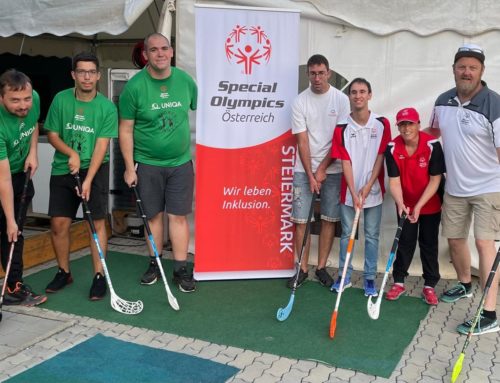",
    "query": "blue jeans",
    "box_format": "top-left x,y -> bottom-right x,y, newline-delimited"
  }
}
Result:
339,203 -> 383,280
291,172 -> 341,223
